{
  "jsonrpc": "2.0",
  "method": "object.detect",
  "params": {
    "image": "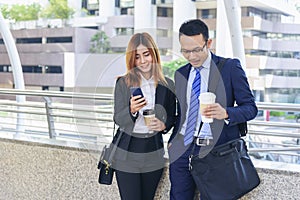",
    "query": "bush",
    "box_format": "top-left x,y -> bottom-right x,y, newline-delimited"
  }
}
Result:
269,111 -> 285,117
162,58 -> 187,79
